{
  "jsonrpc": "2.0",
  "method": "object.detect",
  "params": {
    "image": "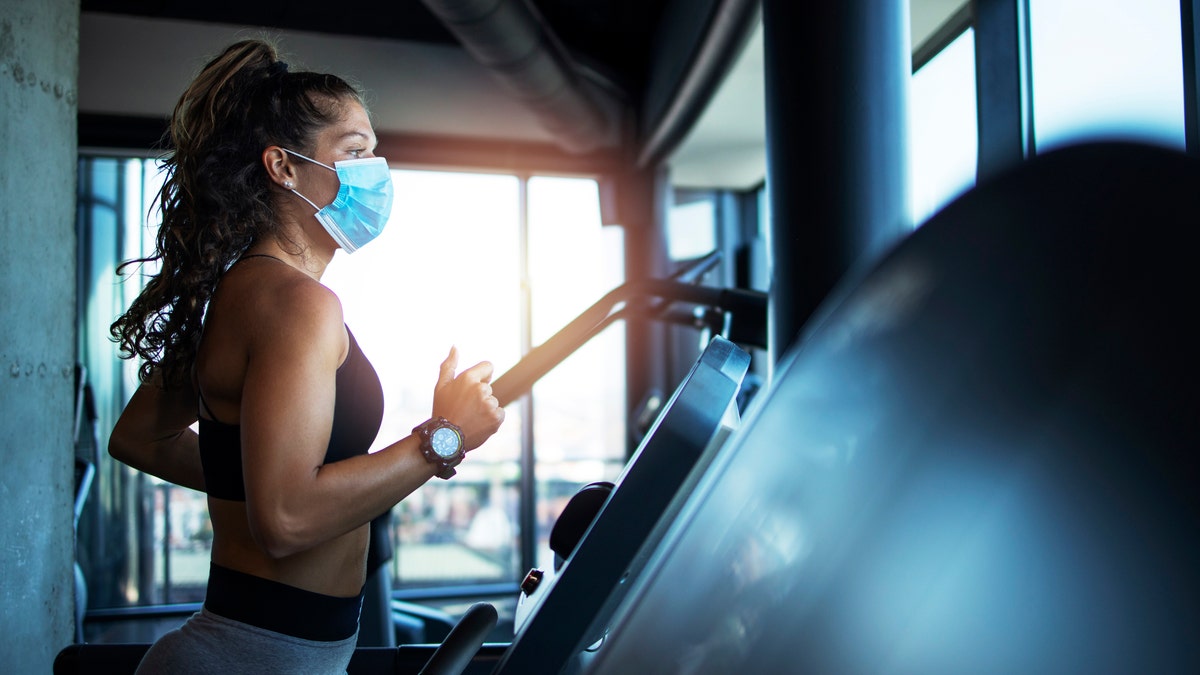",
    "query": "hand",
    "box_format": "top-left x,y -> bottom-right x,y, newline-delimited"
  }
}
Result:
432,346 -> 505,452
